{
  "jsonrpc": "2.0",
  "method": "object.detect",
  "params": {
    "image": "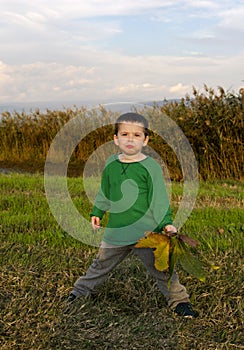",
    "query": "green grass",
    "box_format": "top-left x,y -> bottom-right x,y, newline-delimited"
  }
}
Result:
0,173 -> 243,349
